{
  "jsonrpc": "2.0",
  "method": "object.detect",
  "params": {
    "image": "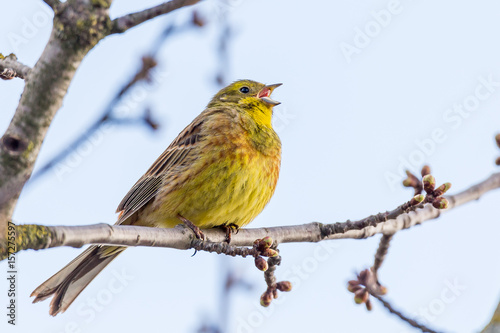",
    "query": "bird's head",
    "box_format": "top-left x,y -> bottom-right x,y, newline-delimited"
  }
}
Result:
208,80 -> 282,127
